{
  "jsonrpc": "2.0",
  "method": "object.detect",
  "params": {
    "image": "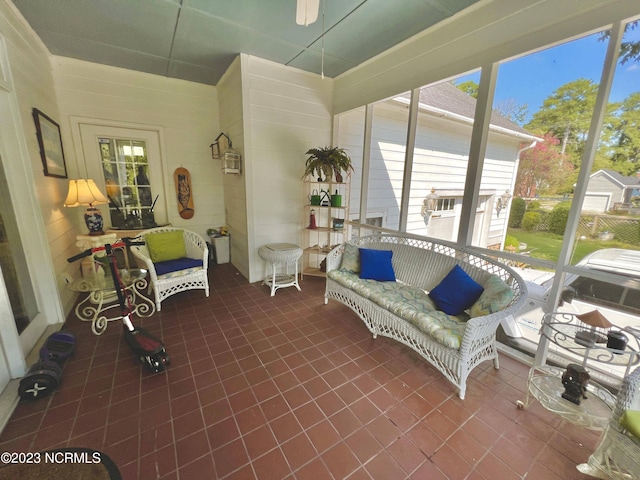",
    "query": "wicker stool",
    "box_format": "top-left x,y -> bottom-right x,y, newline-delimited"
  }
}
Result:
258,243 -> 303,296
